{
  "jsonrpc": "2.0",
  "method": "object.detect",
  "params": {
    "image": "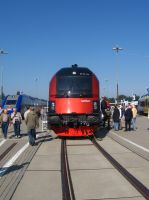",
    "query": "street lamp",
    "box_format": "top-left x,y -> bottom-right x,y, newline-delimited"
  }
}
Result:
103,87 -> 106,96
105,79 -> 109,97
0,49 -> 8,100
34,77 -> 39,98
0,49 -> 8,55
112,46 -> 123,101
